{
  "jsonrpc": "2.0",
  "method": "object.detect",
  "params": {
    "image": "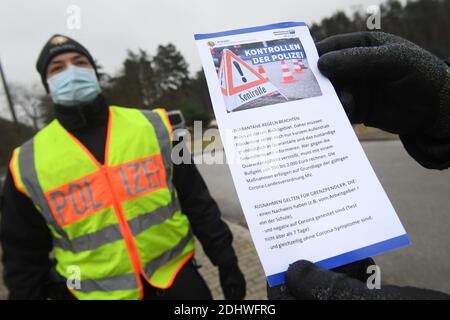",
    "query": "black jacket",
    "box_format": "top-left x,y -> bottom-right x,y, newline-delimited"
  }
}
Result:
0,94 -> 237,299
